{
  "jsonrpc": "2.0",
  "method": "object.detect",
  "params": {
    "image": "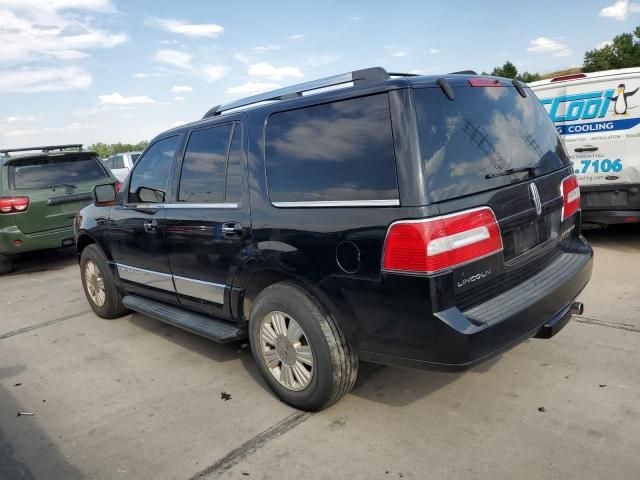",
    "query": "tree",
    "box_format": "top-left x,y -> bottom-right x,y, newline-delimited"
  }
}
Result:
87,141 -> 148,158
491,61 -> 518,79
583,26 -> 640,72
518,71 -> 542,83
488,61 -> 541,83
